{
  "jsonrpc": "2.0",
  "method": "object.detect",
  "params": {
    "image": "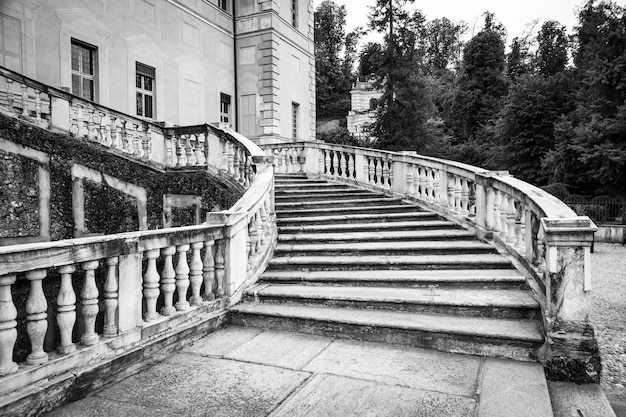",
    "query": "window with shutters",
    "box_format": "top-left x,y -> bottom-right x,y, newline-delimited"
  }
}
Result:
0,13 -> 22,72
220,93 -> 231,125
136,62 -> 156,119
291,0 -> 298,27
291,102 -> 299,139
71,39 -> 98,102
